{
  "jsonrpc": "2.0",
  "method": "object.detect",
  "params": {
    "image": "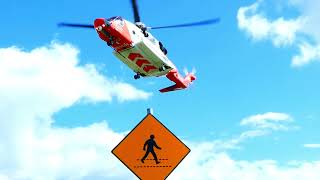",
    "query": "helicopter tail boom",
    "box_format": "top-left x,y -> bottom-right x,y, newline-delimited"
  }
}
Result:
159,69 -> 196,93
